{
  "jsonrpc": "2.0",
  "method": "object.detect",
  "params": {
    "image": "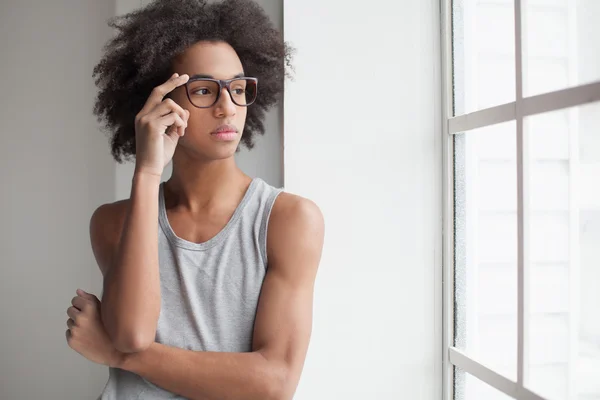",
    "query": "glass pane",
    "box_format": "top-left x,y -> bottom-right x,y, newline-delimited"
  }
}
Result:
523,0 -> 600,96
453,0 -> 516,116
526,101 -> 600,400
454,121 -> 517,380
187,80 -> 219,107
454,367 -> 515,400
